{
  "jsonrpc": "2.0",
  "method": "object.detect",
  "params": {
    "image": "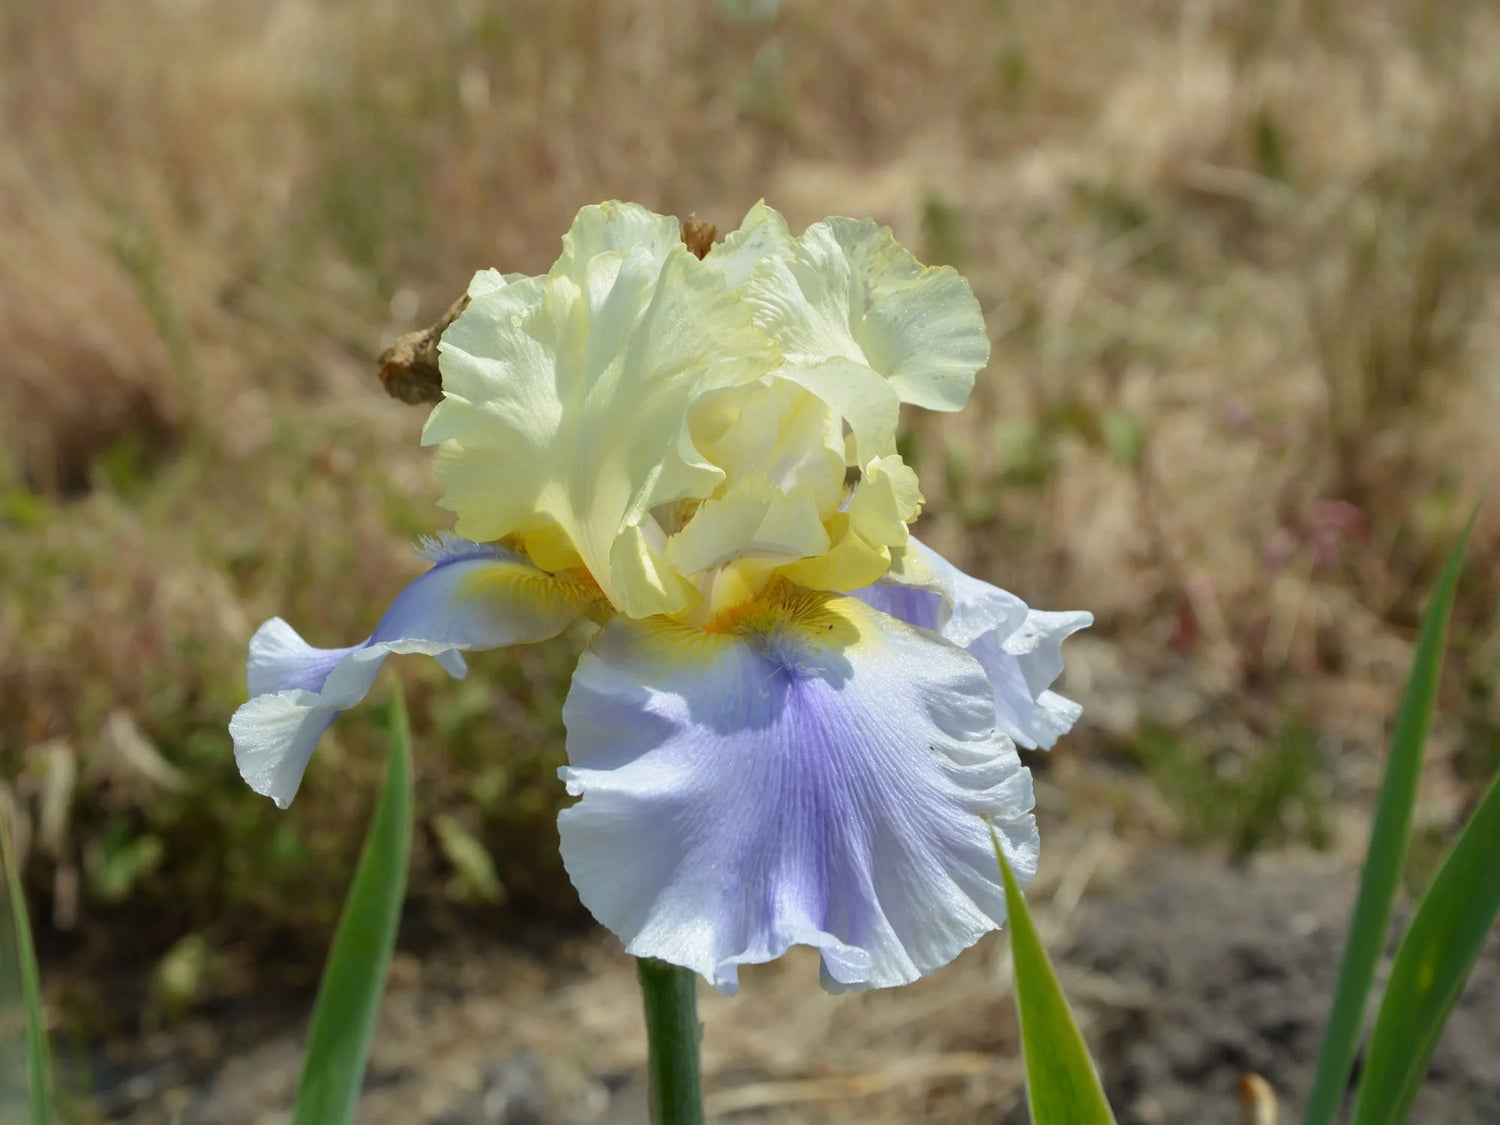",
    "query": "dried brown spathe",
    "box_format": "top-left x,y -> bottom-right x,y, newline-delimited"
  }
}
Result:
377,292 -> 469,405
